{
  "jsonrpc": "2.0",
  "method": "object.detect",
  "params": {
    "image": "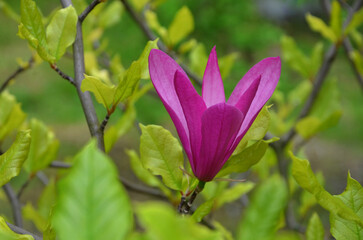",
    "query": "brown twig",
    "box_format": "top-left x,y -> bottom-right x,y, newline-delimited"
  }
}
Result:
50,63 -> 75,86
0,57 -> 34,93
